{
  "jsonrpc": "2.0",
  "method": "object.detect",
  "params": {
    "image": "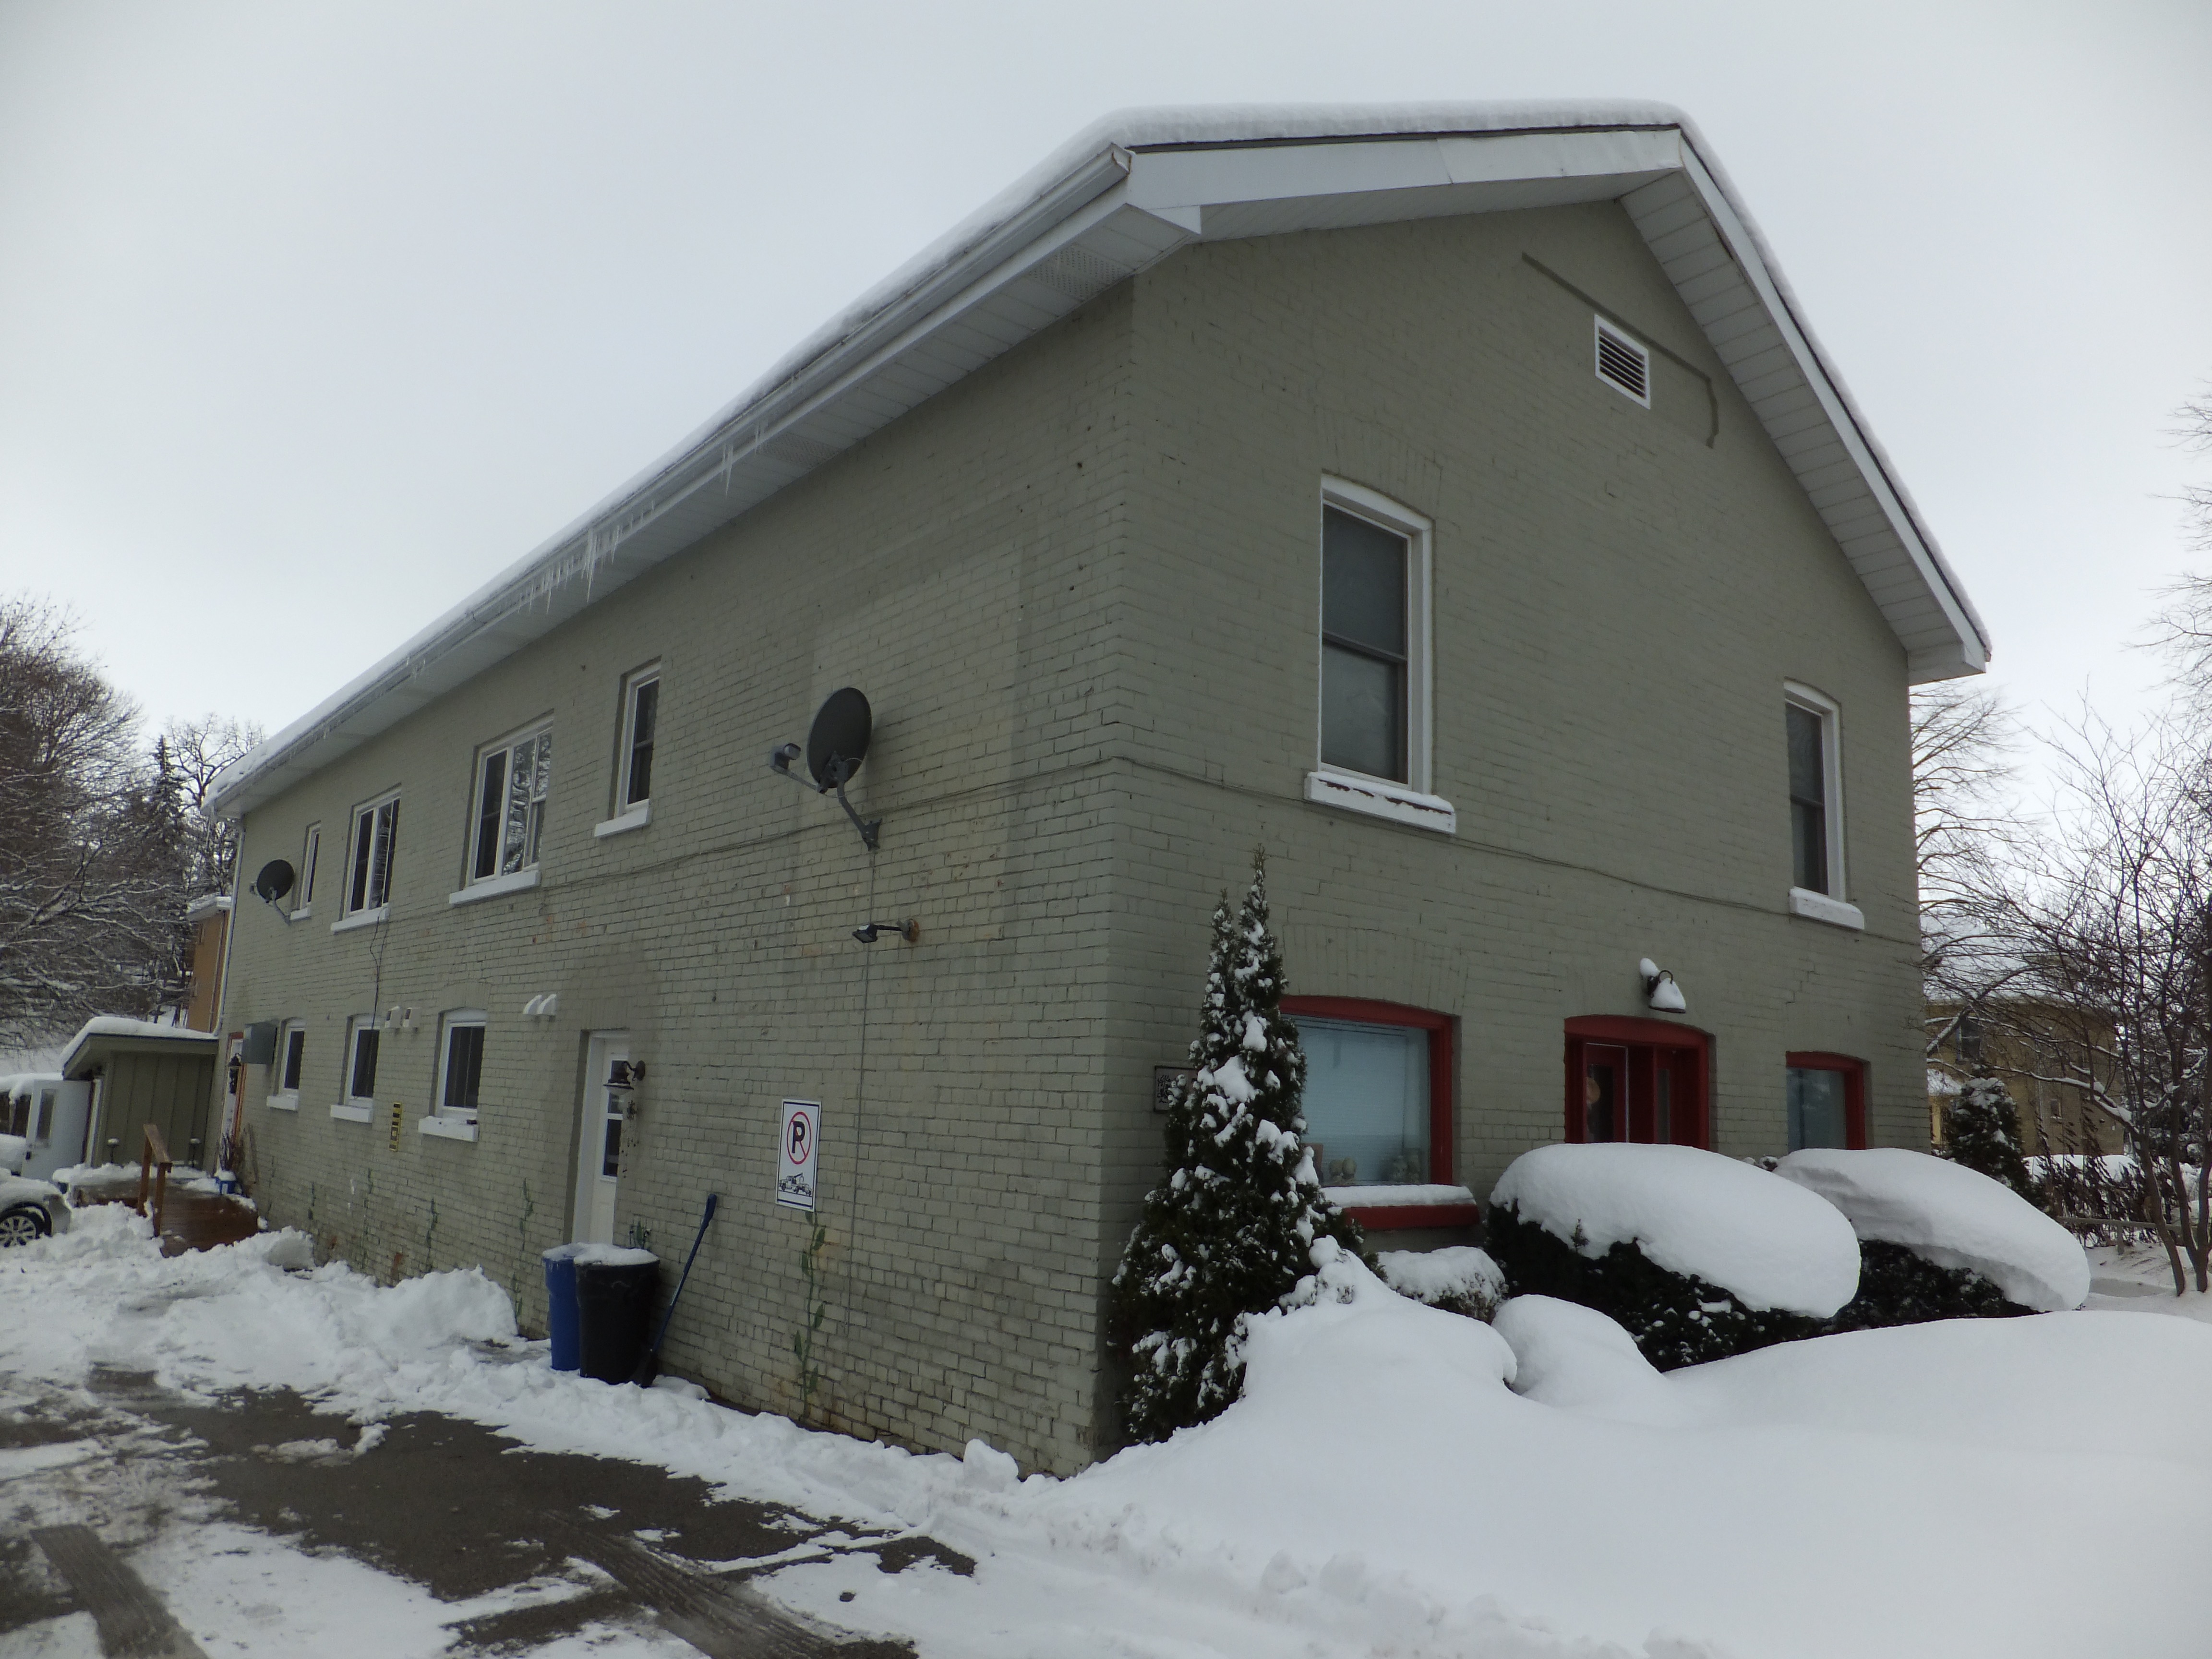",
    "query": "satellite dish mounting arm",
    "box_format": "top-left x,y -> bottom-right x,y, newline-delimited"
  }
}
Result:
768,744 -> 881,851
